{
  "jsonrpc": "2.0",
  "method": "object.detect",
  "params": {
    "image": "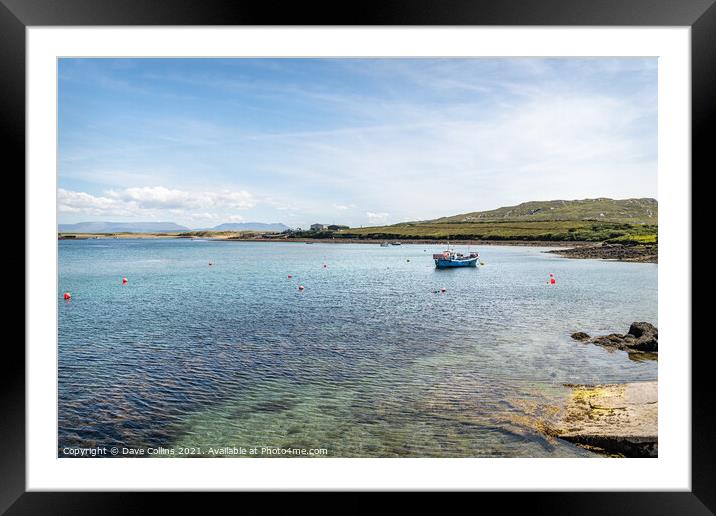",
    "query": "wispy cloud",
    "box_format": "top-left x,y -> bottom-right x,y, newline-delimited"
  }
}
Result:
105,186 -> 254,210
58,58 -> 656,228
